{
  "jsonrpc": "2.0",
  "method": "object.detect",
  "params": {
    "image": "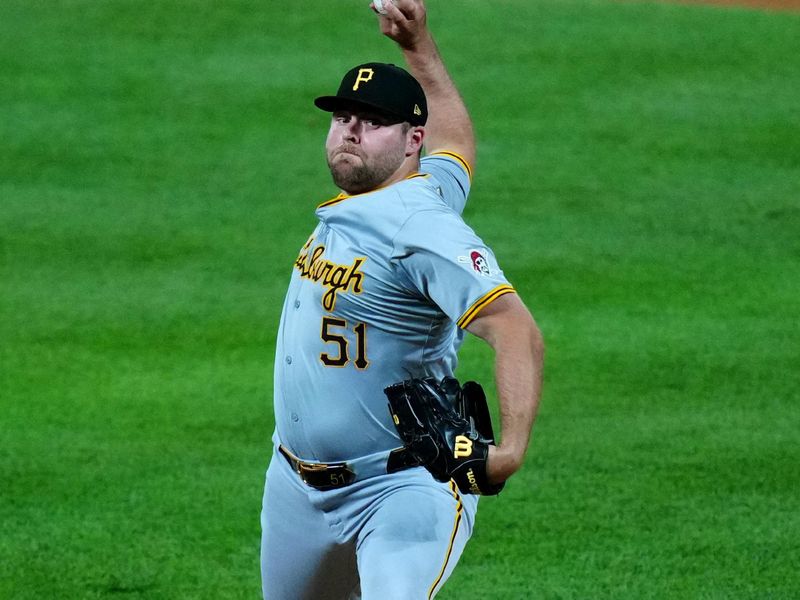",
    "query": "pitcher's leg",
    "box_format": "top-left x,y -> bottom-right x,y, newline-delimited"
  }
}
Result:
355,475 -> 478,600
260,453 -> 358,600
